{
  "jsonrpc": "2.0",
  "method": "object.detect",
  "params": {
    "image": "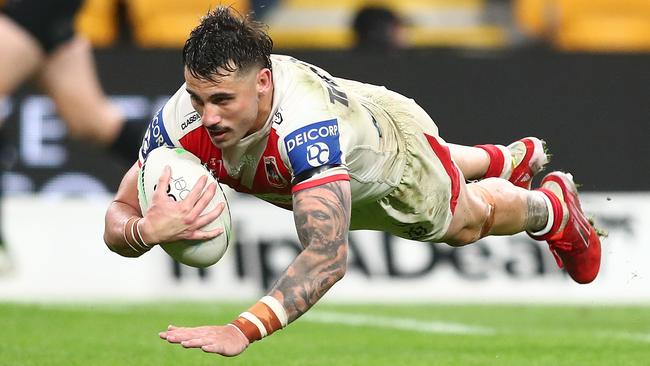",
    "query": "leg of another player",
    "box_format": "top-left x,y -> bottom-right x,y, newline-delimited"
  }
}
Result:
36,35 -> 123,145
0,14 -> 44,95
0,172 -> 7,274
0,123 -> 12,274
441,176 -> 548,246
36,35 -> 145,163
